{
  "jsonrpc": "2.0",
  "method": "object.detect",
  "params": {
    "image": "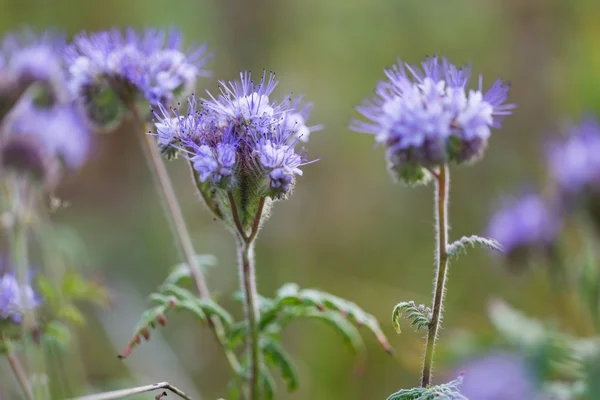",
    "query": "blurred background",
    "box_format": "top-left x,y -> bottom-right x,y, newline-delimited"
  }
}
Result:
1,0 -> 599,398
